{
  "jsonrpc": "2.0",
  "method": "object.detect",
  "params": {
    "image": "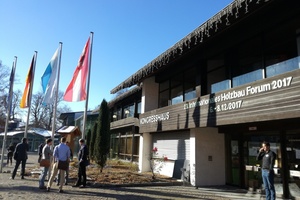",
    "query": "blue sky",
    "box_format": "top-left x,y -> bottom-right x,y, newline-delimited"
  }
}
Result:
1,0 -> 232,112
